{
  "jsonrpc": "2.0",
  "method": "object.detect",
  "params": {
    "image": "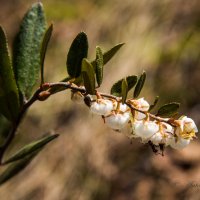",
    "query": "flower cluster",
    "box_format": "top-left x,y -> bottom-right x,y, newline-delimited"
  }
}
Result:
86,96 -> 198,152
